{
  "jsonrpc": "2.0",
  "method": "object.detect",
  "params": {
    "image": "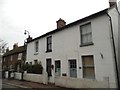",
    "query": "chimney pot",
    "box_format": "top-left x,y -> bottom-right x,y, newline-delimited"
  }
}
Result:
27,35 -> 32,43
109,0 -> 117,7
13,43 -> 18,49
6,47 -> 9,52
56,18 -> 66,29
